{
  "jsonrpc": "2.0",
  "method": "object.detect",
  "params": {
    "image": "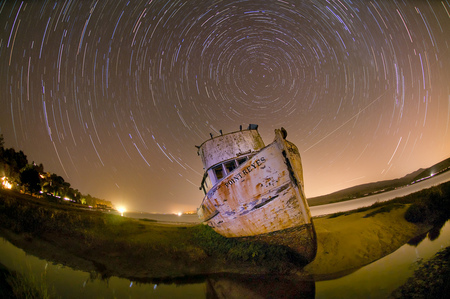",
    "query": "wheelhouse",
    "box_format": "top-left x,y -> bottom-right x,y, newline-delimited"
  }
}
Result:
200,154 -> 253,194
197,124 -> 264,195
